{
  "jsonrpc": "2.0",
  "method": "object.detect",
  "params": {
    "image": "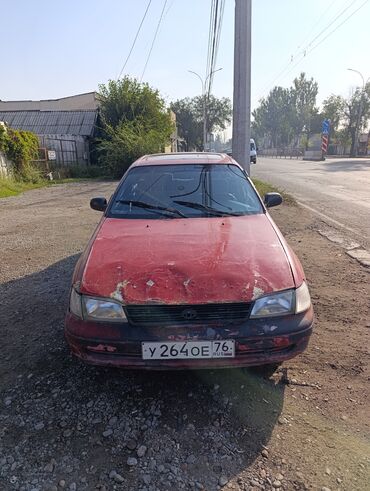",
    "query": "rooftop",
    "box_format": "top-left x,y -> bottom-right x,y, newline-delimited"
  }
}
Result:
0,110 -> 98,136
133,152 -> 234,167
